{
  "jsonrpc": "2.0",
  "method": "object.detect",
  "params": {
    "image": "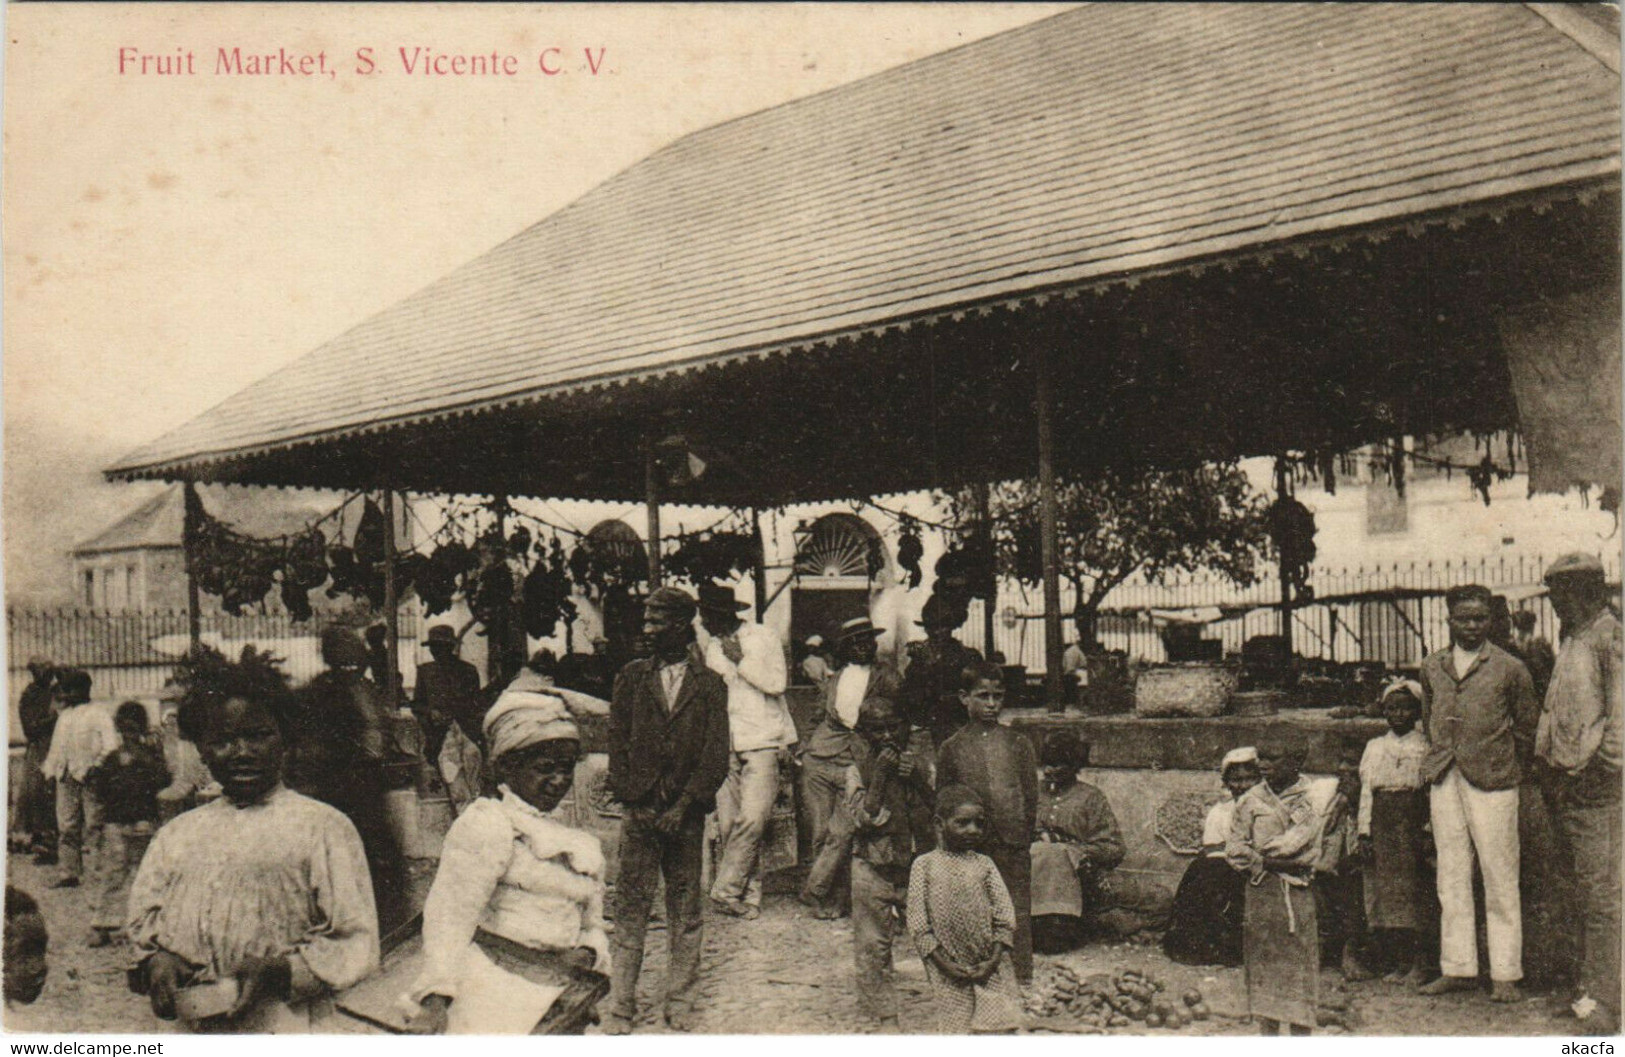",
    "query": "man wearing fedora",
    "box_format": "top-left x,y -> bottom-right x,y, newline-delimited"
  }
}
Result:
698,584 -> 797,919
797,615 -> 899,918
412,623 -> 484,765
606,586 -> 730,1034
1536,553 -> 1622,1033
899,593 -> 984,750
